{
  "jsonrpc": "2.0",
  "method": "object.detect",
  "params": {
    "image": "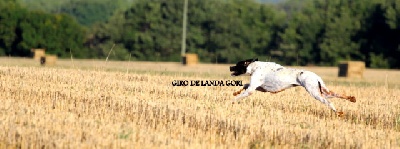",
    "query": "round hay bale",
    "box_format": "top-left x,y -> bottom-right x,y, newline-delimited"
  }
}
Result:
338,61 -> 365,78
182,53 -> 198,66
